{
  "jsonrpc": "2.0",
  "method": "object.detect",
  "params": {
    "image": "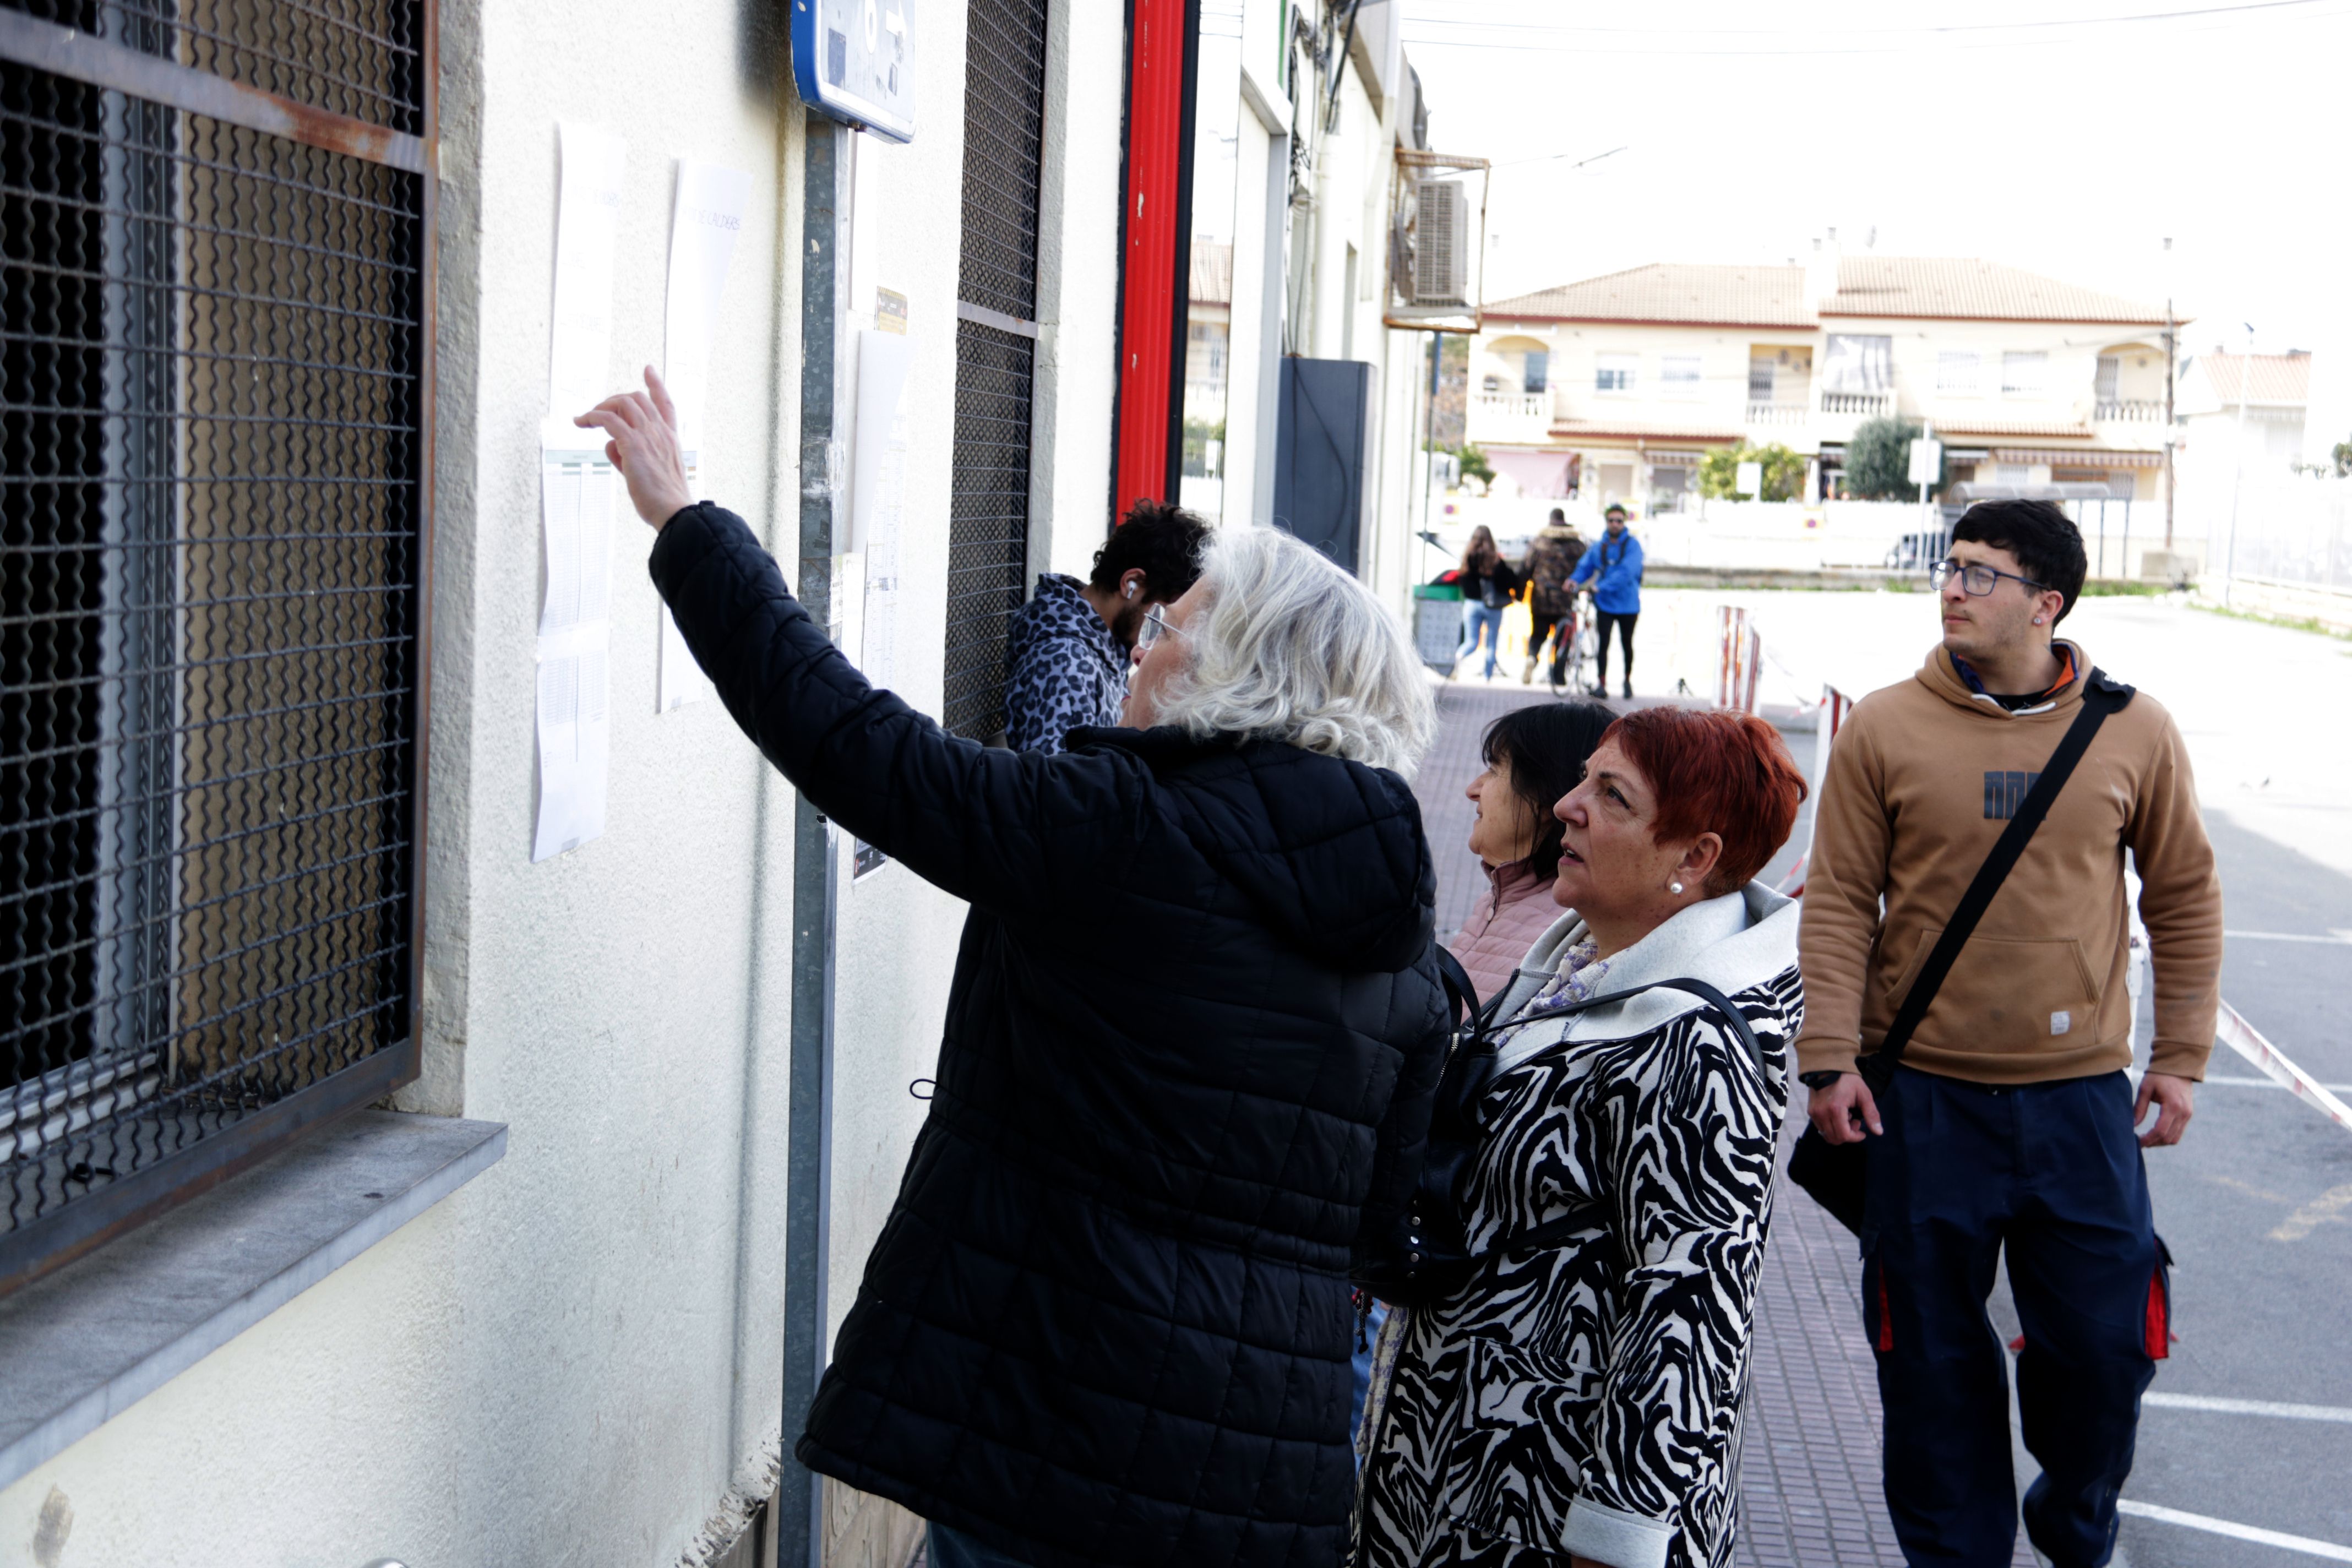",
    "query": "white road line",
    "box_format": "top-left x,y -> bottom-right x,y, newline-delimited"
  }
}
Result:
2145,1391 -> 2352,1424
2207,1075 -> 2352,1093
2116,1500 -> 2352,1561
2226,930 -> 2352,945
